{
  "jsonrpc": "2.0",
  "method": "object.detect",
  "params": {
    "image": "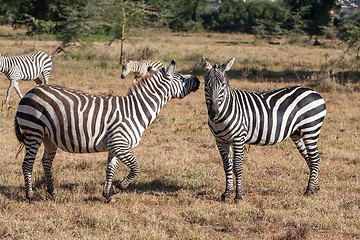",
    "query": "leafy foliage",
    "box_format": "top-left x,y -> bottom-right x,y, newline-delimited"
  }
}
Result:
286,0 -> 337,36
336,12 -> 360,58
0,0 -> 338,38
202,1 -> 290,34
